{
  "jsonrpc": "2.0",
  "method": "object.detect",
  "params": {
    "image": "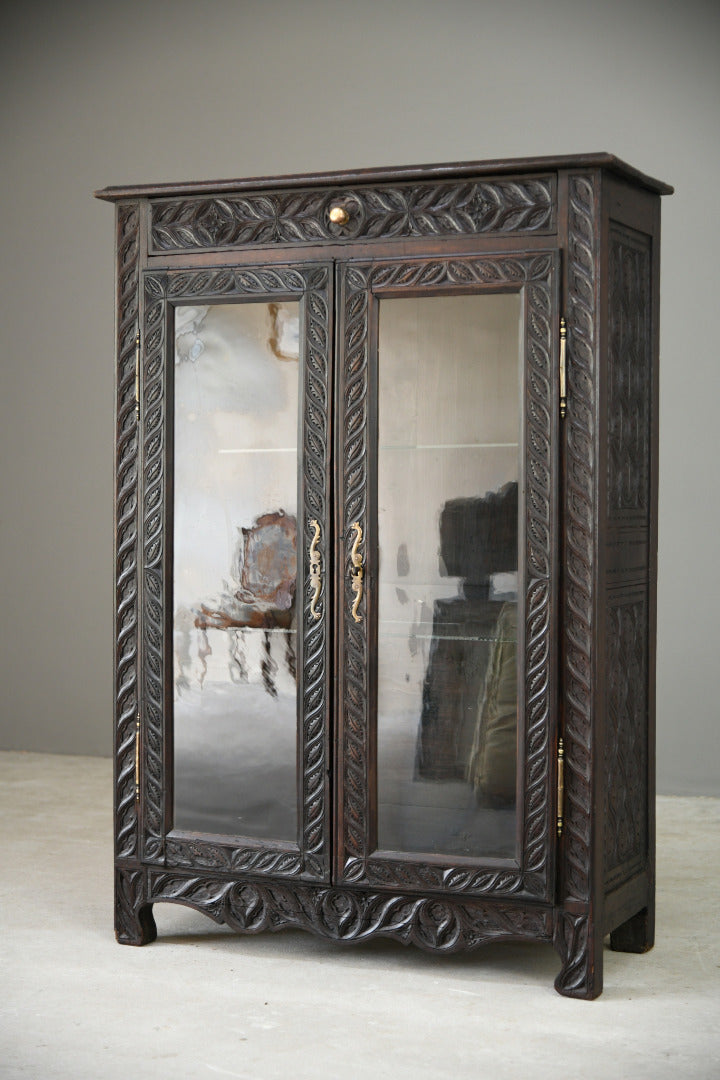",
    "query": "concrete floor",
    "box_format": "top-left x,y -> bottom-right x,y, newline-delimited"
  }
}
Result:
1,751 -> 718,1080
